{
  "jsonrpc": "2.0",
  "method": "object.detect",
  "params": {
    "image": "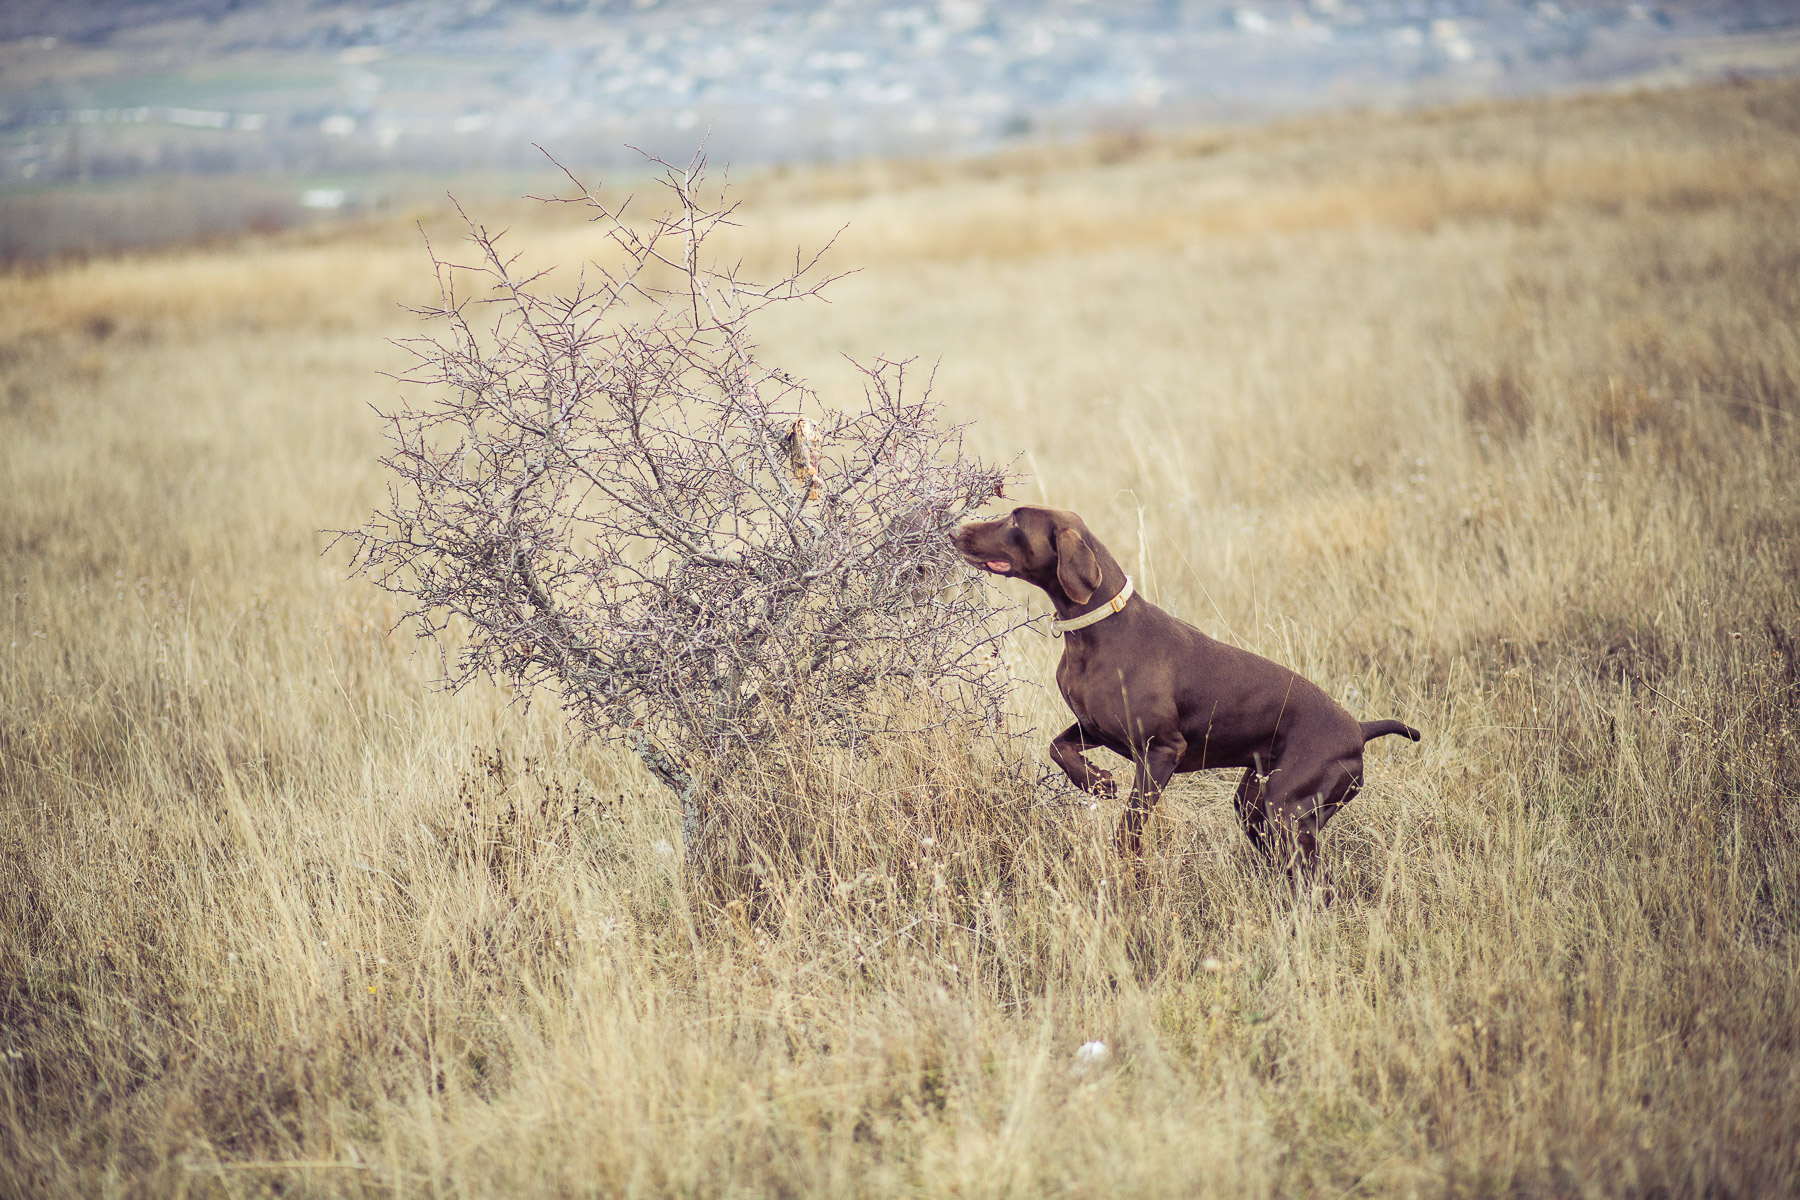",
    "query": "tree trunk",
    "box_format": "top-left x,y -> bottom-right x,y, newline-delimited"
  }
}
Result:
632,734 -> 706,866
679,781 -> 705,869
